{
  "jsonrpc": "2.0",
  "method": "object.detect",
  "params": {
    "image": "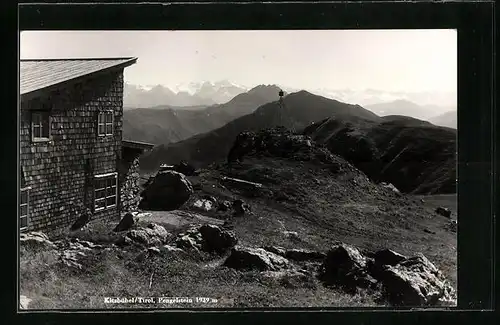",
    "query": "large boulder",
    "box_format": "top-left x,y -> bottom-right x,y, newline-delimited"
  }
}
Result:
20,232 -> 56,250
224,246 -> 290,271
199,224 -> 238,254
175,224 -> 237,254
367,248 -> 408,280
139,170 -> 194,211
121,223 -> 171,247
378,253 -> 456,306
319,243 -> 376,291
373,249 -> 407,266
